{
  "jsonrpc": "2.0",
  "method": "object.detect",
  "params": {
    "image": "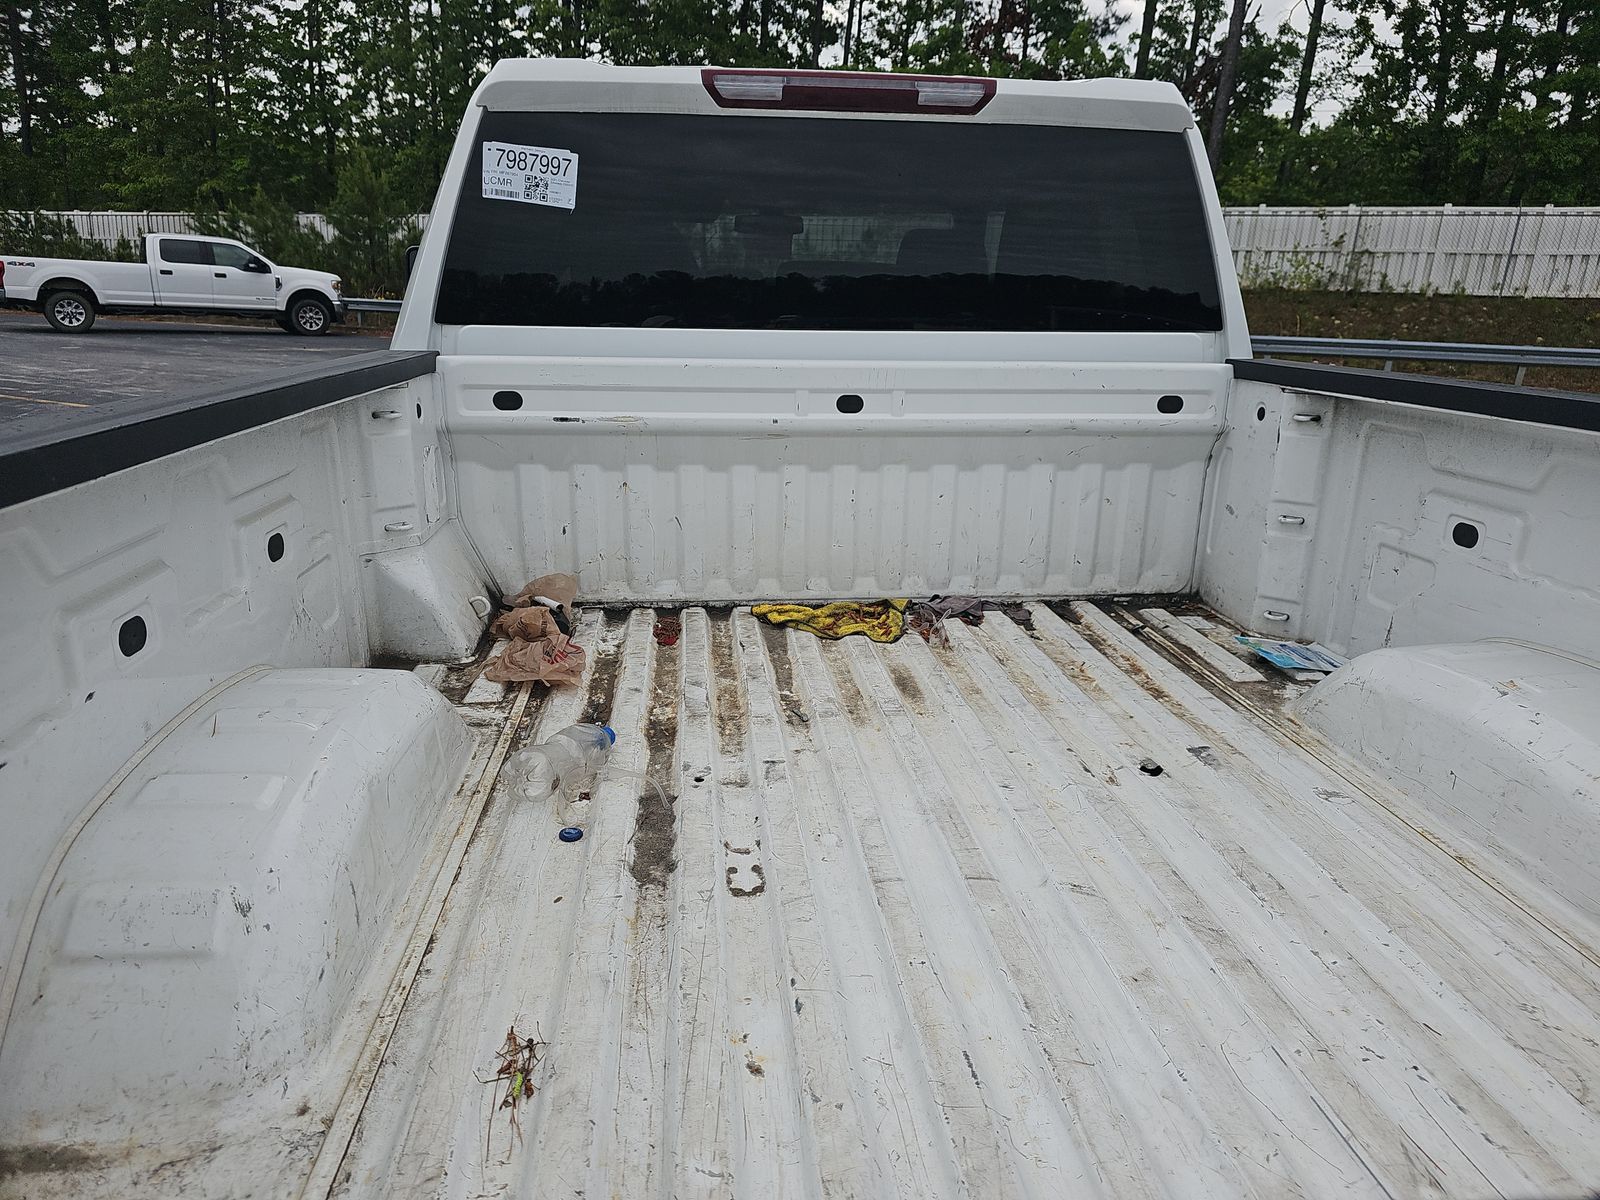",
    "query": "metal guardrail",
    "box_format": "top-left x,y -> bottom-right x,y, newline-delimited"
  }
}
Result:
1250,335 -> 1600,385
336,305 -> 1595,383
